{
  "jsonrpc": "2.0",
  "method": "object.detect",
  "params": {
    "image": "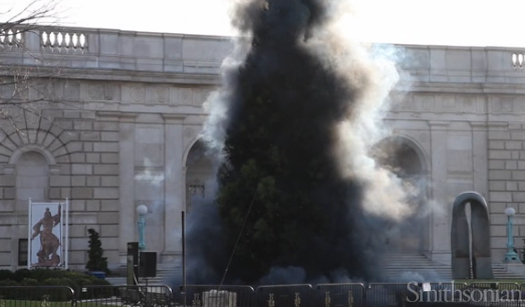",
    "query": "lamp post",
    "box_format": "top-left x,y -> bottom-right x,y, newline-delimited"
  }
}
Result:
504,207 -> 520,262
137,204 -> 148,251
